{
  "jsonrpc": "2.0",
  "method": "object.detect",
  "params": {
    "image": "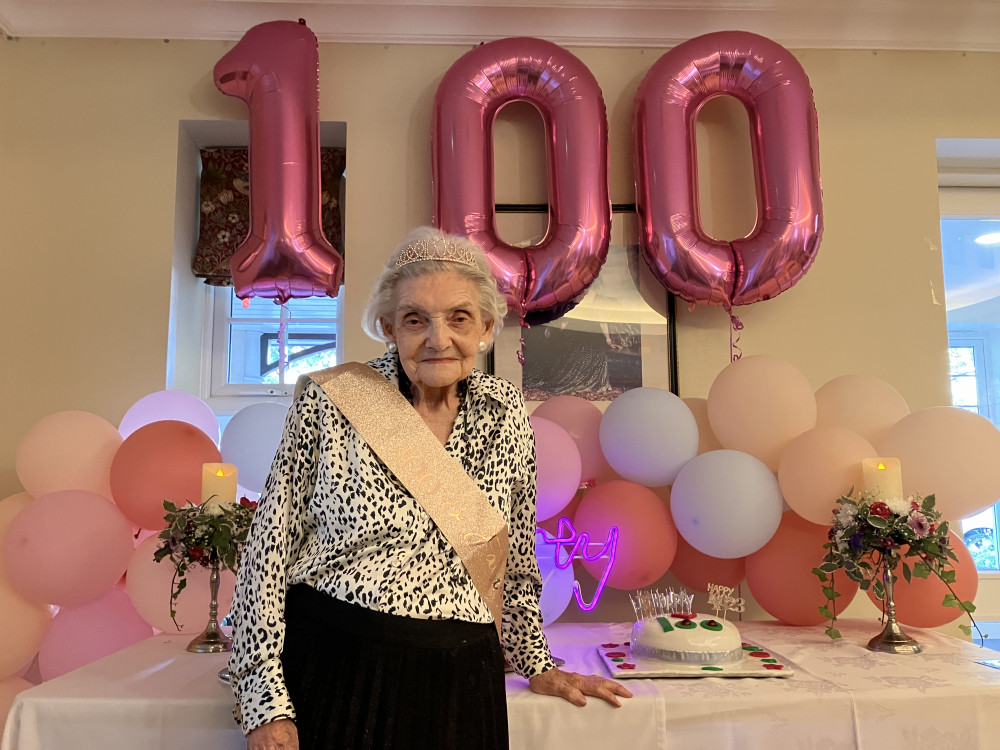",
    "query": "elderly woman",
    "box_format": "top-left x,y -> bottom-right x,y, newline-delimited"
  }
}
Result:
230,227 -> 631,750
